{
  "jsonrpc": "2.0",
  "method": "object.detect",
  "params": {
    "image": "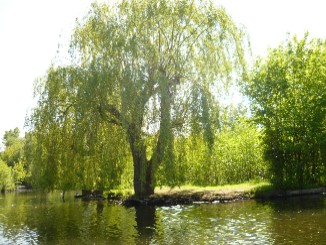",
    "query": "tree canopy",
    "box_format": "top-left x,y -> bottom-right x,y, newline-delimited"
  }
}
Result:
0,128 -> 27,191
2,128 -> 20,148
29,0 -> 247,196
246,34 -> 326,188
